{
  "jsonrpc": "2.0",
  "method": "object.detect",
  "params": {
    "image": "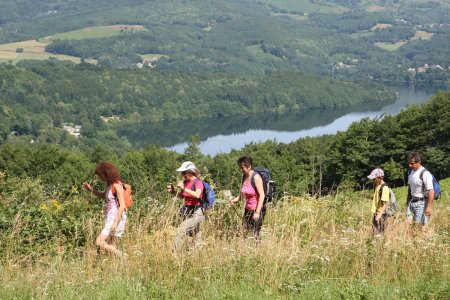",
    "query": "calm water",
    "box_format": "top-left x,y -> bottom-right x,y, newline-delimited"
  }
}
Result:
118,87 -> 442,156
